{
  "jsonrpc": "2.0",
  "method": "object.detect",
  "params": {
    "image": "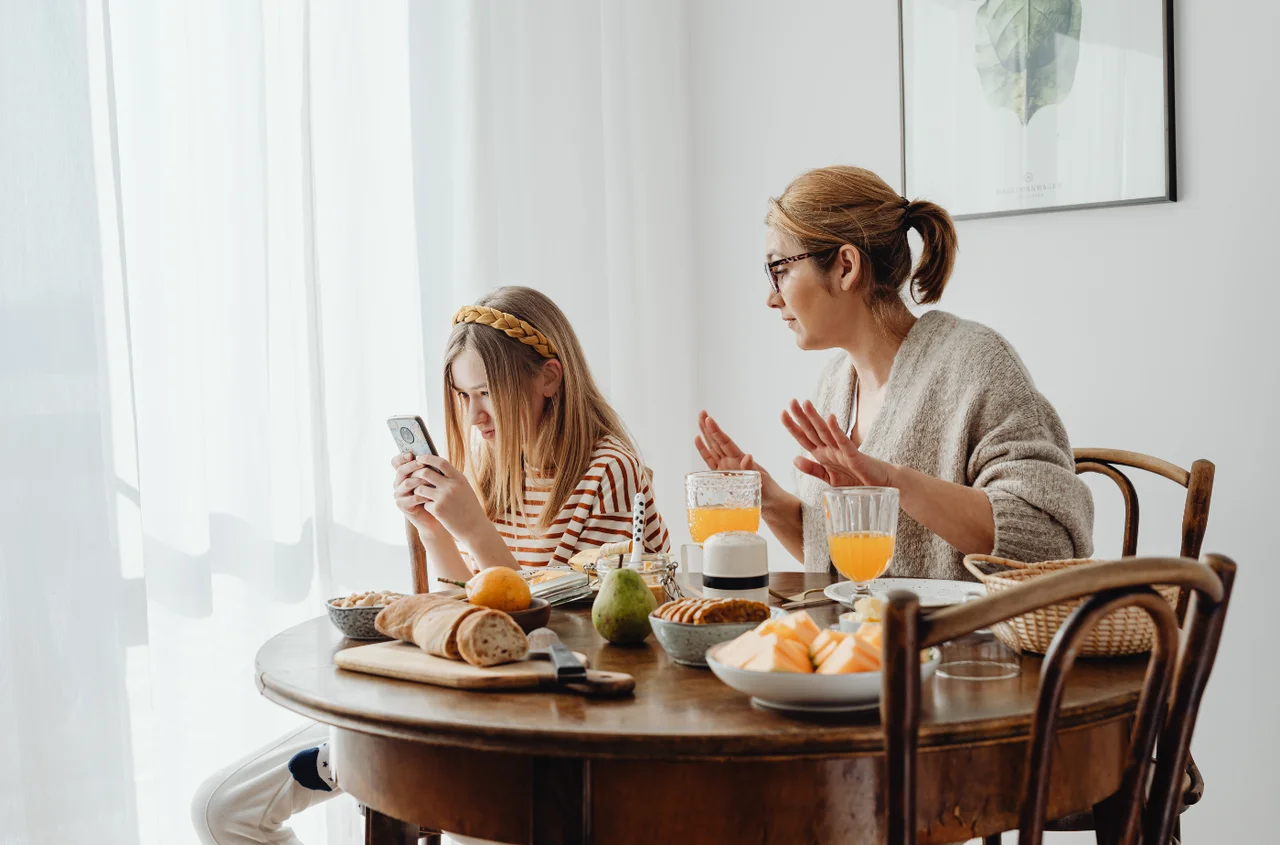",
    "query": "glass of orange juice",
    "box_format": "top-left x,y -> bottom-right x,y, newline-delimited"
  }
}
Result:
823,487 -> 899,599
685,470 -> 762,544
